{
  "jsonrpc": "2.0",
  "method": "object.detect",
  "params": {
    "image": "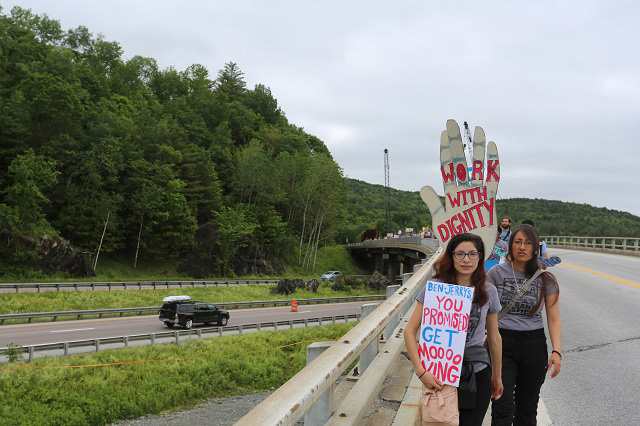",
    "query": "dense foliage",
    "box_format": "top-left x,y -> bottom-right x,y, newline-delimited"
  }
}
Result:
0,323 -> 355,425
0,7 -> 345,277
341,179 -> 640,240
